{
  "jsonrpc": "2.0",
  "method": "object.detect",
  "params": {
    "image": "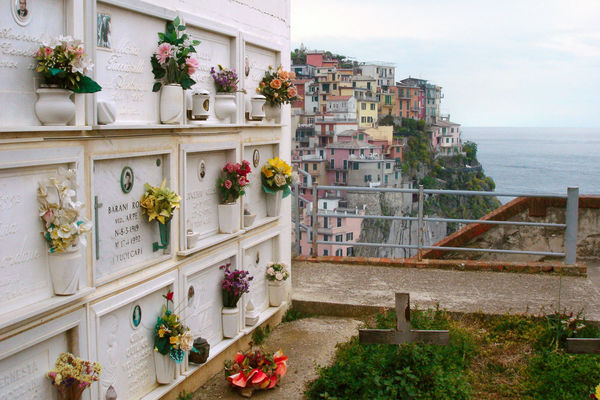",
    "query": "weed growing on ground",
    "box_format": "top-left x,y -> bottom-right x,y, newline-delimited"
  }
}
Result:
282,306 -> 310,322
251,324 -> 271,345
176,390 -> 193,400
